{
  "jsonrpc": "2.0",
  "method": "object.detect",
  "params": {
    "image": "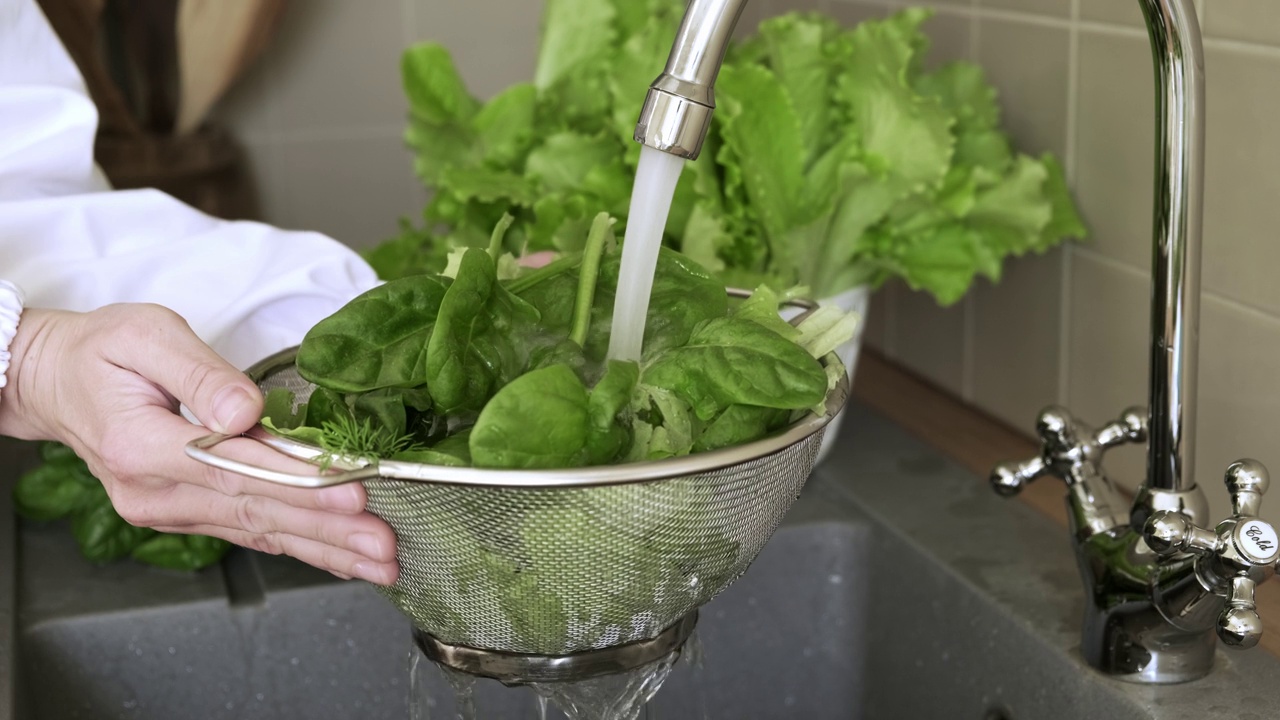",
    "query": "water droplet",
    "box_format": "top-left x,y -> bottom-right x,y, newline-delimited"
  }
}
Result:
167,647 -> 176,655
828,573 -> 843,584
256,693 -> 265,702
224,702 -> 234,711
784,696 -> 797,707
290,657 -> 300,666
